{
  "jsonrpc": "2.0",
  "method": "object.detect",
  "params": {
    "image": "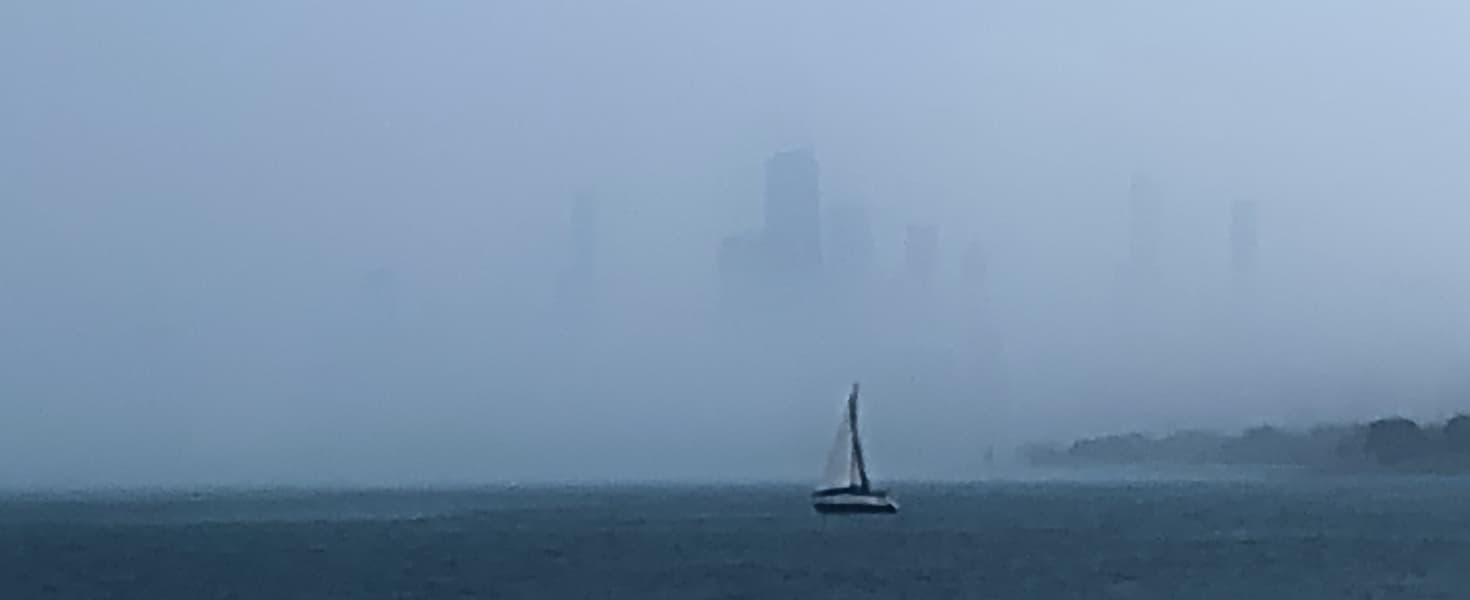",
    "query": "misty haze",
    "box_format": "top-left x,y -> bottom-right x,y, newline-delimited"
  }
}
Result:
5,1 -> 1470,490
